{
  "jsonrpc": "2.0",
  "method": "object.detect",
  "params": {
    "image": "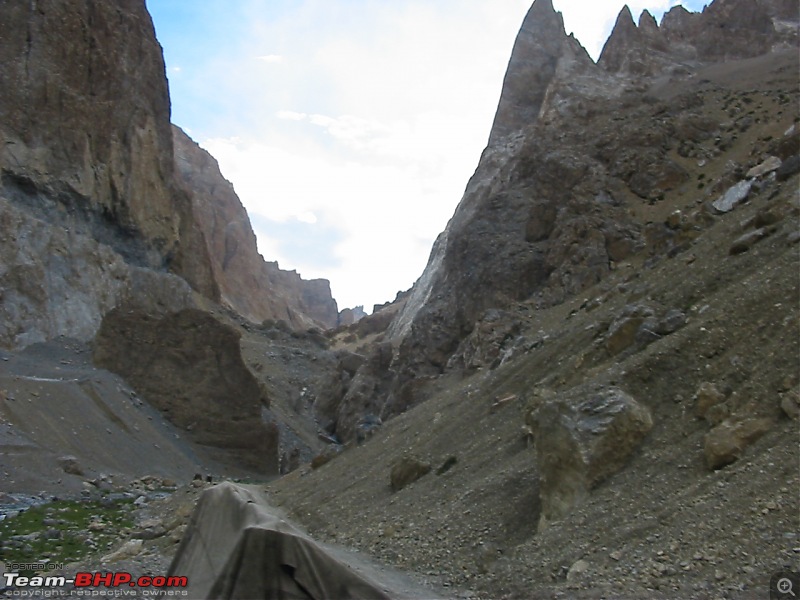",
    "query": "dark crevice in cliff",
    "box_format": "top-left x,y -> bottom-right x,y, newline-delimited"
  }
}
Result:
0,169 -> 162,269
